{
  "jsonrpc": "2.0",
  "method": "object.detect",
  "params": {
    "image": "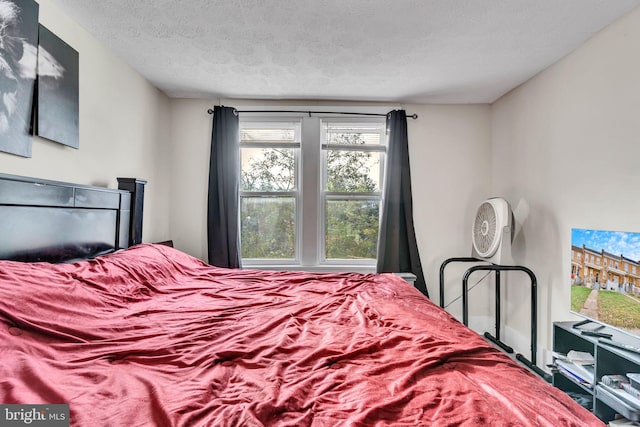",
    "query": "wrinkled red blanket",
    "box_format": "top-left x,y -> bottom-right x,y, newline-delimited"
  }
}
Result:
0,244 -> 602,426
